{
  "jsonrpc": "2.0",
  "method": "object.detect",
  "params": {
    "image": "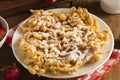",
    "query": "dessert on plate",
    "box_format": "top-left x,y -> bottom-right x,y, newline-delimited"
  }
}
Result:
17,7 -> 109,76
